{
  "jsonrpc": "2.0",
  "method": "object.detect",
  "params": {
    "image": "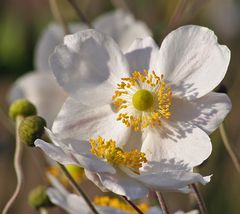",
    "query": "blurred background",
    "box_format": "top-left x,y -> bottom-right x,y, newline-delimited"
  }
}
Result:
0,0 -> 240,213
